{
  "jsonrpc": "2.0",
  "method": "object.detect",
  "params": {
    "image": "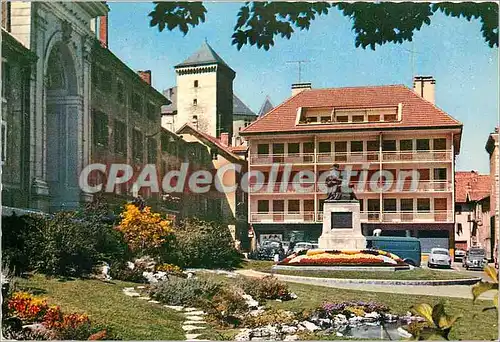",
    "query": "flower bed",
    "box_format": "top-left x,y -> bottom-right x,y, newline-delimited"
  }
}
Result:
279,249 -> 407,267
